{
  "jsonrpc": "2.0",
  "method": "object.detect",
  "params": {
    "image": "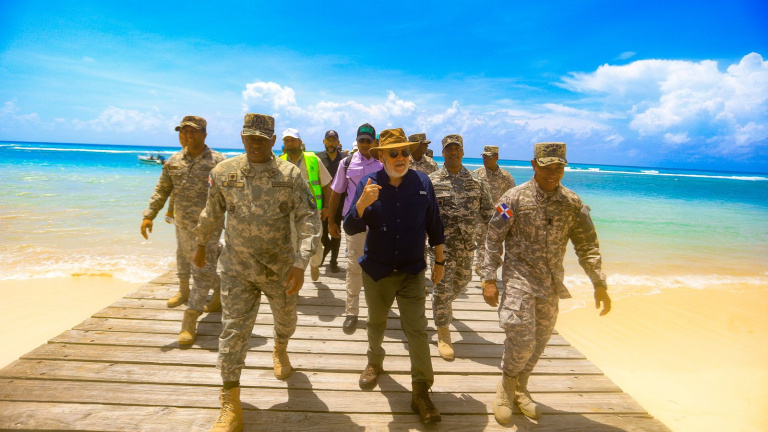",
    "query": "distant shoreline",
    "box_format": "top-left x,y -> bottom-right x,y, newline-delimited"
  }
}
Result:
3,139 -> 767,176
